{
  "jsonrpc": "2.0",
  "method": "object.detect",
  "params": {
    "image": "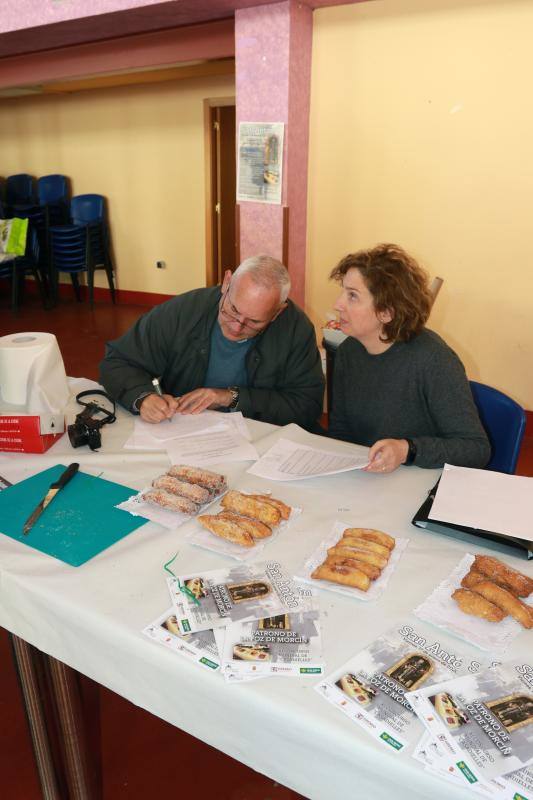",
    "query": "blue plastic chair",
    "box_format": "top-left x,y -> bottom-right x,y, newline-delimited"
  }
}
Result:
38,174 -> 69,226
6,174 -> 36,208
469,381 -> 526,474
49,223 -> 93,305
70,194 -> 115,303
0,228 -> 47,311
